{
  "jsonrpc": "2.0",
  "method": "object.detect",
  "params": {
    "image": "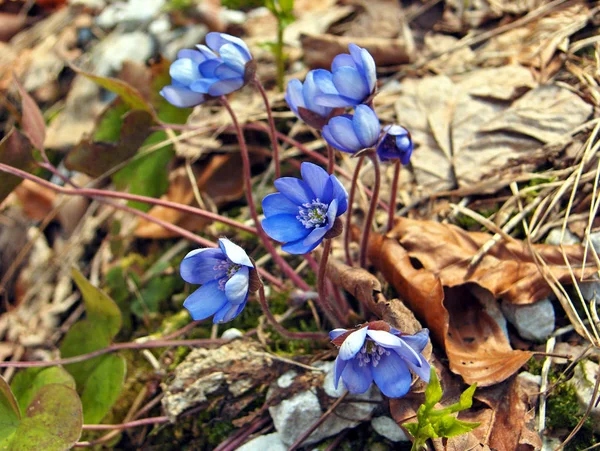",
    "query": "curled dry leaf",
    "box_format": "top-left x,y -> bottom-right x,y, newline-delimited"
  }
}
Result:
134,154 -> 245,238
